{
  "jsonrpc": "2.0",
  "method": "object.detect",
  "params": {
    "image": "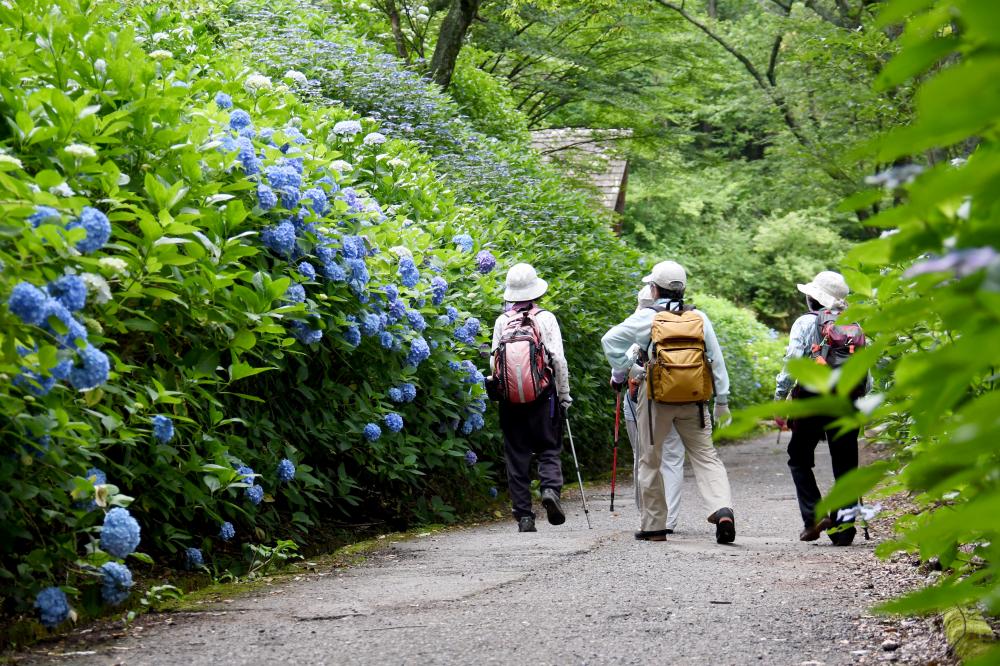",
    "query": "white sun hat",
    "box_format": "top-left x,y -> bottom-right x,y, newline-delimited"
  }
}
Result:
635,284 -> 654,314
504,263 -> 548,302
797,271 -> 849,308
642,260 -> 687,290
